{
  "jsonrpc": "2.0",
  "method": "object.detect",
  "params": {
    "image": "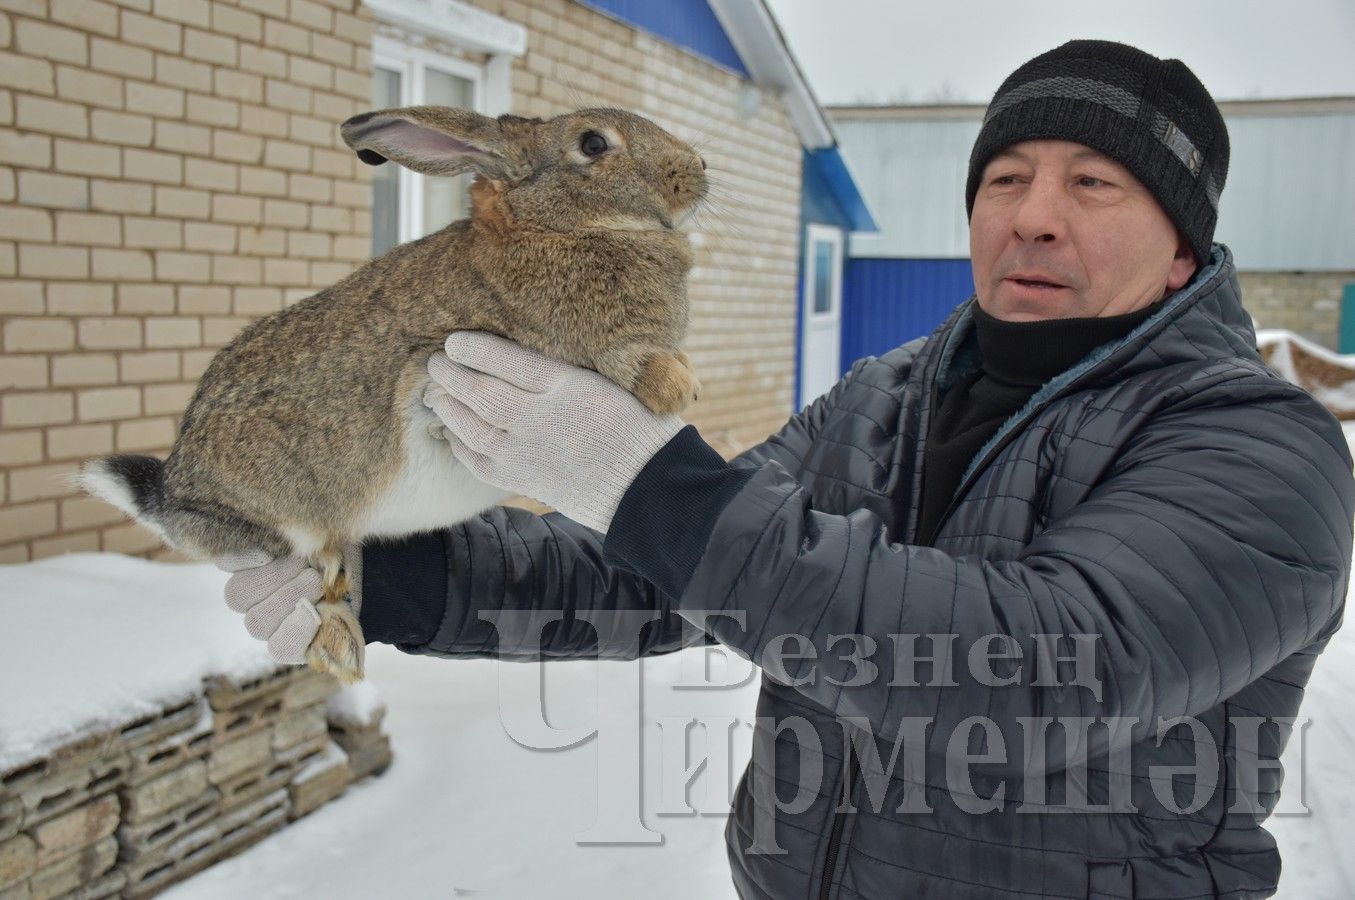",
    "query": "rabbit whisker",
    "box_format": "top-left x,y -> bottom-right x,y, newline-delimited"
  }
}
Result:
689,200 -> 750,243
